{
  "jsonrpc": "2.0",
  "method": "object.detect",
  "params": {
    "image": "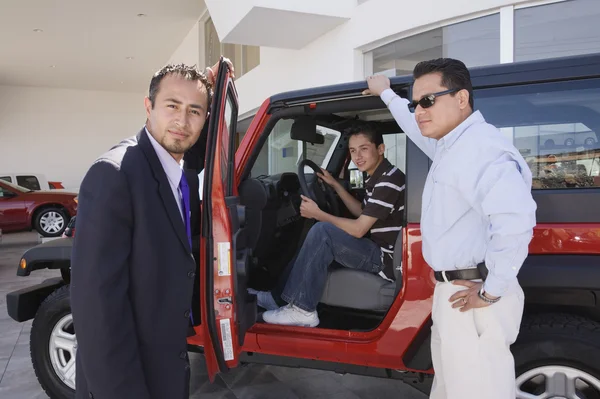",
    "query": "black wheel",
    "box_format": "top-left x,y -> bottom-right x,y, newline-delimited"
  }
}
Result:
34,207 -> 68,237
31,285 -> 75,399
513,313 -> 600,398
